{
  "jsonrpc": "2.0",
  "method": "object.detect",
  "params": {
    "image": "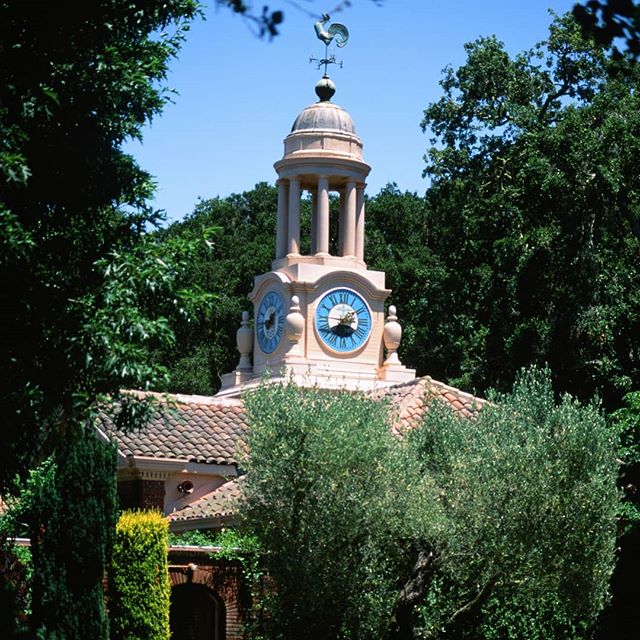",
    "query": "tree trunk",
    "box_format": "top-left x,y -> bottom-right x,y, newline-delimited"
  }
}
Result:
391,549 -> 435,640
